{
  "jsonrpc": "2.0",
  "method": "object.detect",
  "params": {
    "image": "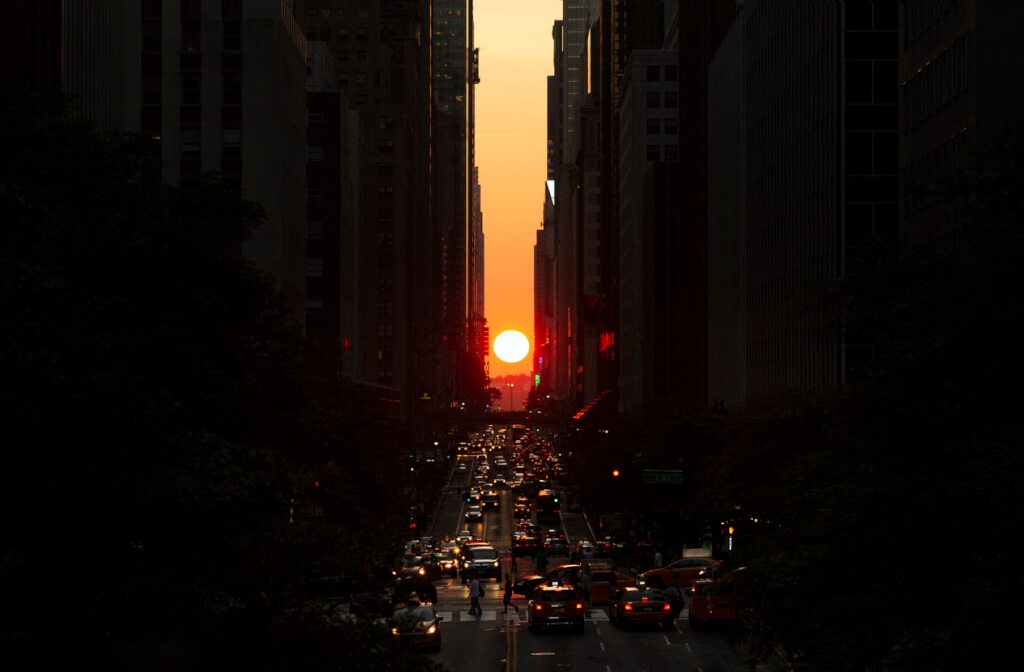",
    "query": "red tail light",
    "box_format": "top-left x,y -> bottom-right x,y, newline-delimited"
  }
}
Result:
624,604 -> 633,611
662,603 -> 671,611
